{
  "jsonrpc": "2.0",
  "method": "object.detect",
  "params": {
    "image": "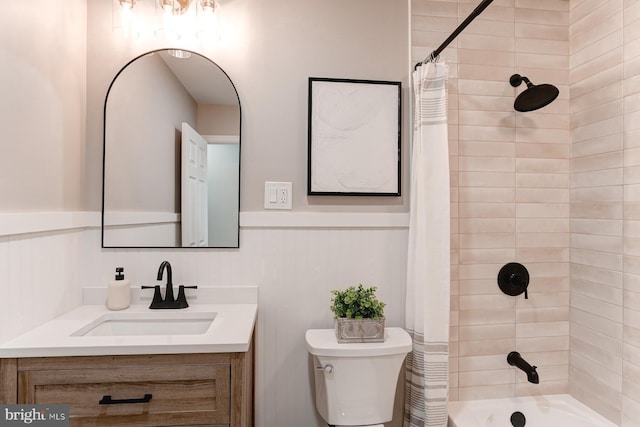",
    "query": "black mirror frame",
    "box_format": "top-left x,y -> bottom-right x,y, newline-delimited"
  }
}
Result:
101,48 -> 242,249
